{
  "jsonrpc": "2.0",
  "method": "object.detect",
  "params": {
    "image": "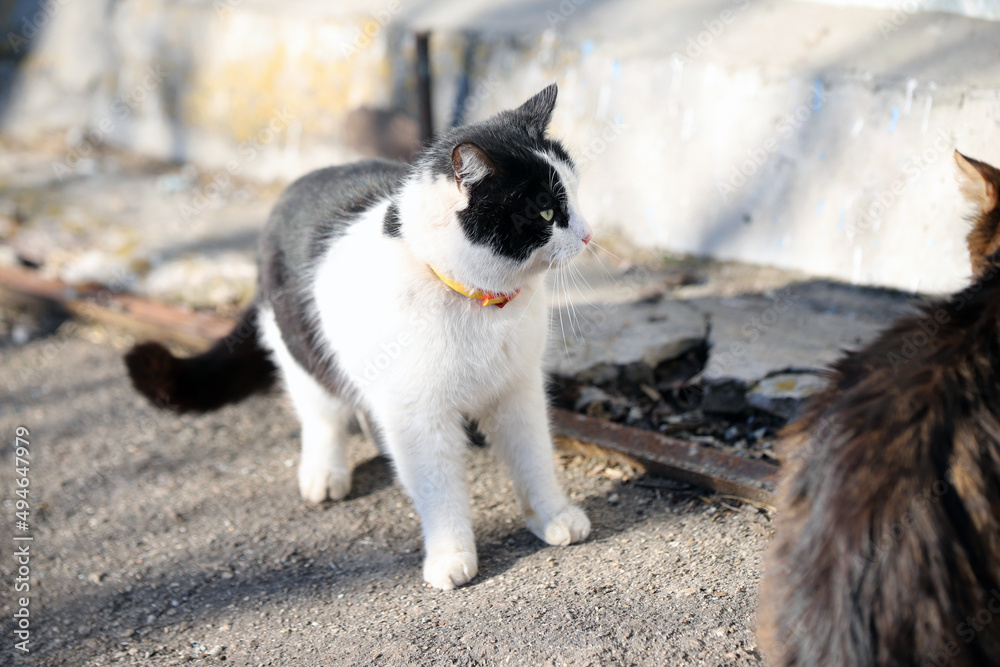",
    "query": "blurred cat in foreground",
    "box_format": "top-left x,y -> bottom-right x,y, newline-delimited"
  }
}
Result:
759,151 -> 1000,667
